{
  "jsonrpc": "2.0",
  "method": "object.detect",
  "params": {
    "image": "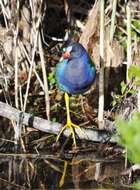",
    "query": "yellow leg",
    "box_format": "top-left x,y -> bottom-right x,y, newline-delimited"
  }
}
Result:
56,92 -> 84,147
